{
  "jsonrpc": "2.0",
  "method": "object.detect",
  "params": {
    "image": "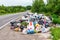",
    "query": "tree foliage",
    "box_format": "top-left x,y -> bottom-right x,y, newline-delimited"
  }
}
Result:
46,0 -> 60,15
0,5 -> 26,15
31,0 -> 60,24
31,0 -> 39,13
26,6 -> 31,10
31,0 -> 46,13
31,0 -> 60,15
